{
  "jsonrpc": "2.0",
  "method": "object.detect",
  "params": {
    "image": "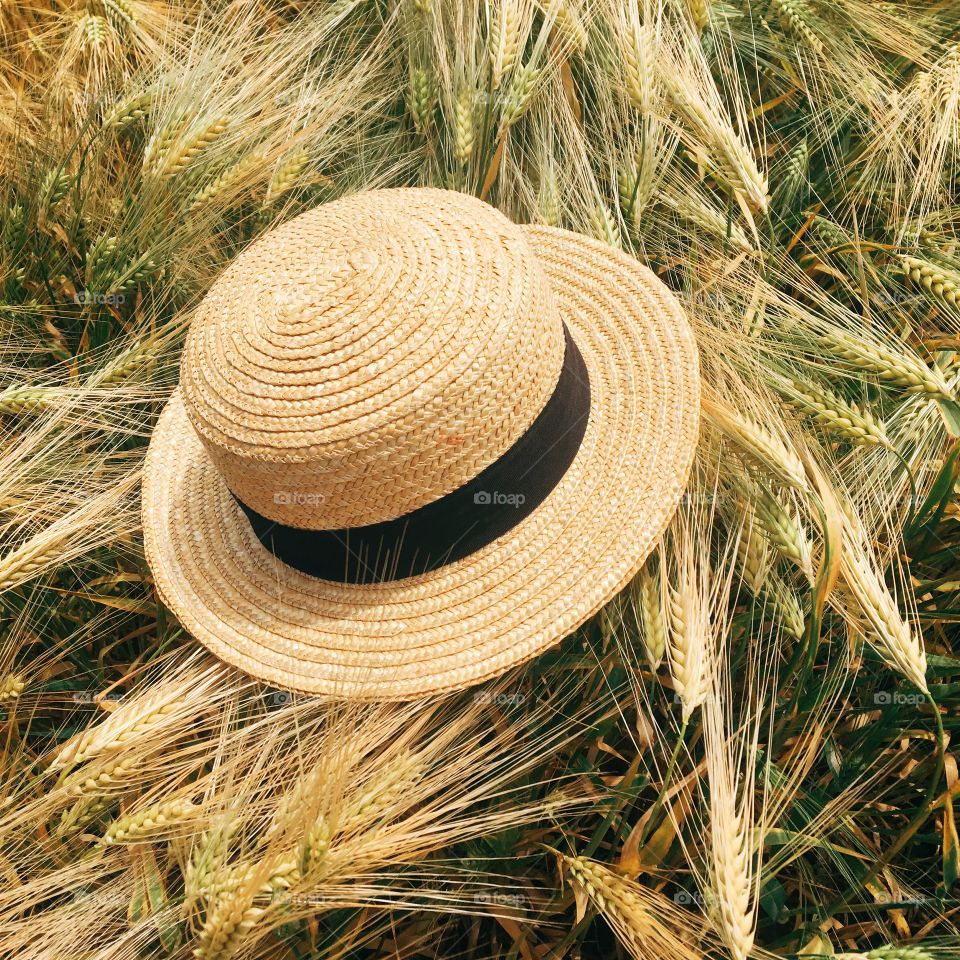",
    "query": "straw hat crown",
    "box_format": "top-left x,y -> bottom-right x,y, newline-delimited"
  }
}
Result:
180,188 -> 566,530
